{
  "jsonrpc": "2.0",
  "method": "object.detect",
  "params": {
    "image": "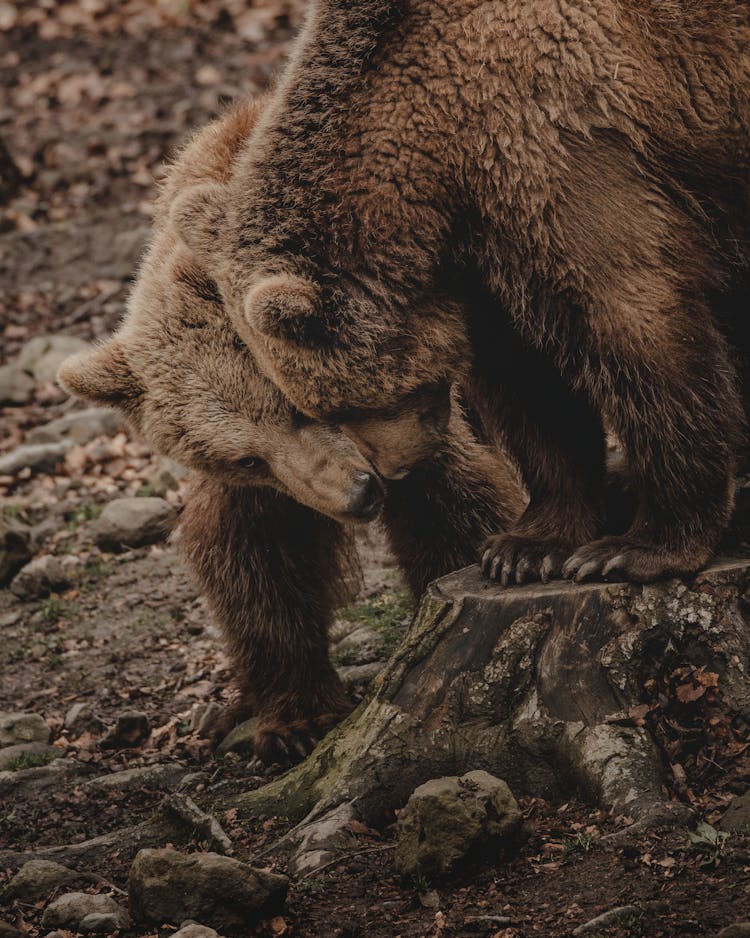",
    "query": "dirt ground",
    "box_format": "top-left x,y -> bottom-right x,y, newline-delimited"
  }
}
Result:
2,3 -> 750,937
